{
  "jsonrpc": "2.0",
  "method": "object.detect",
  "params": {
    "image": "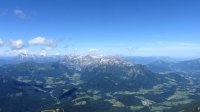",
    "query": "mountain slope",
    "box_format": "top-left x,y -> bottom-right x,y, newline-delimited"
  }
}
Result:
147,58 -> 200,73
0,55 -> 197,112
